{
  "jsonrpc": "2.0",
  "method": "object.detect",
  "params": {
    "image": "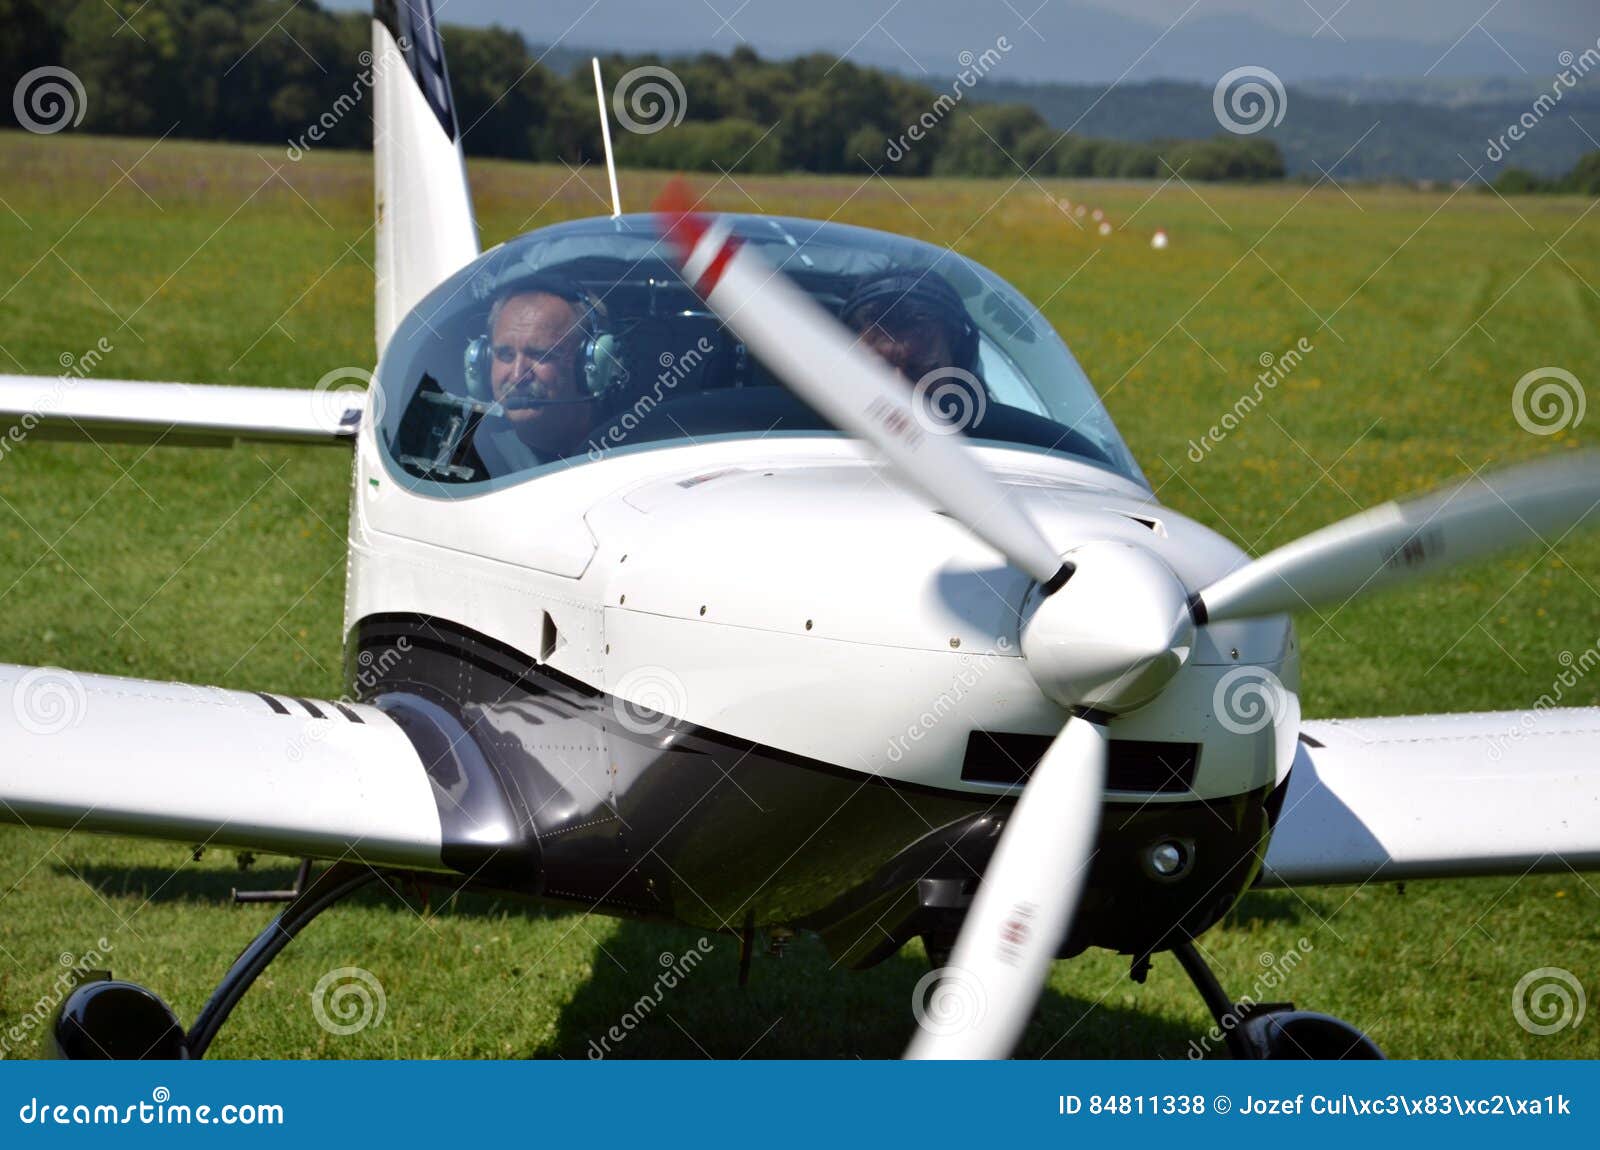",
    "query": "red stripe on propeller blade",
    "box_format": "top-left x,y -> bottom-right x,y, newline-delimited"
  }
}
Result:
653,177 -> 709,262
